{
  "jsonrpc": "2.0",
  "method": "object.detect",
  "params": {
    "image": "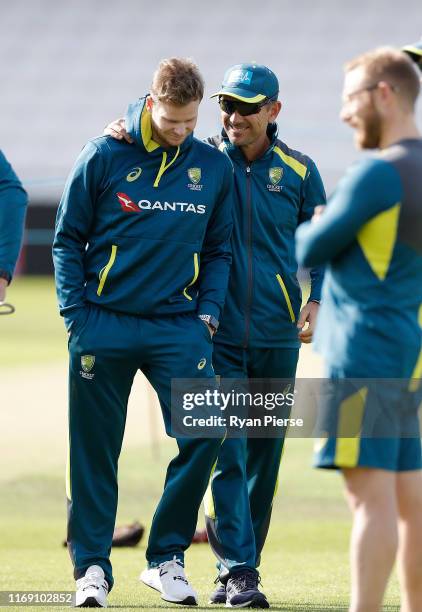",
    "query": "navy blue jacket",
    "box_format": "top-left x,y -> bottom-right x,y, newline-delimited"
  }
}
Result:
53,97 -> 234,329
207,125 -> 325,348
0,150 -> 28,282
